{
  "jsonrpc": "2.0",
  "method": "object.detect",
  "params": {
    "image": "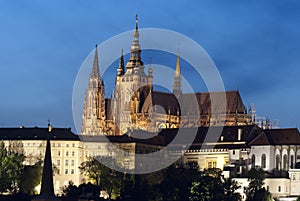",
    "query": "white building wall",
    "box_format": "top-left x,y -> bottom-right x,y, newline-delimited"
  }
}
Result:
229,149 -> 240,161
184,149 -> 229,170
234,178 -> 291,201
250,145 -> 274,170
51,140 -> 85,195
289,169 -> 300,196
265,178 -> 290,198
278,197 -> 297,201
